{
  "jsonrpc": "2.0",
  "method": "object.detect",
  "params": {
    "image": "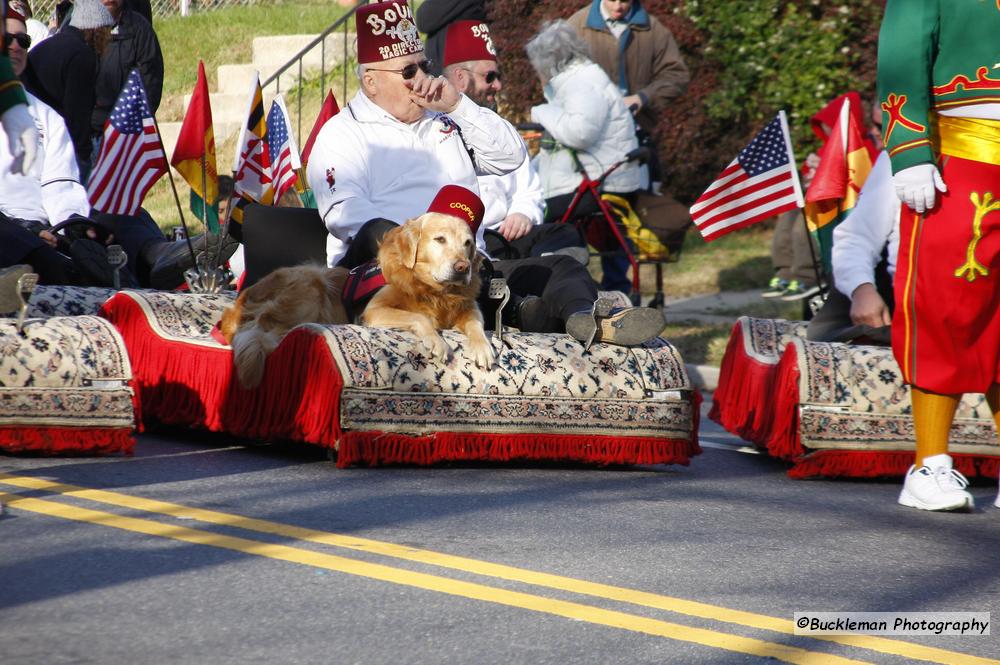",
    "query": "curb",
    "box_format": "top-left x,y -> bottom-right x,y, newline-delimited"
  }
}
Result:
685,364 -> 719,392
